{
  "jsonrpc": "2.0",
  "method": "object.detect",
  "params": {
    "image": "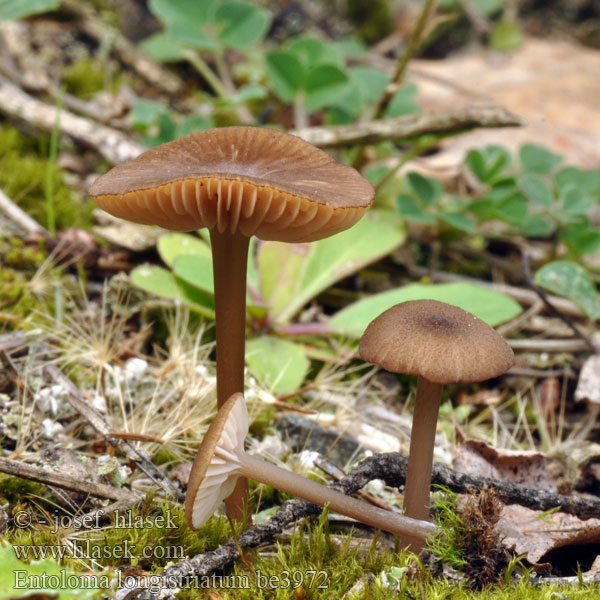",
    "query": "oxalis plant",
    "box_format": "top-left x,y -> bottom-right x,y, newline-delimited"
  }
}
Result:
131,214 -> 522,396
373,143 -> 600,321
